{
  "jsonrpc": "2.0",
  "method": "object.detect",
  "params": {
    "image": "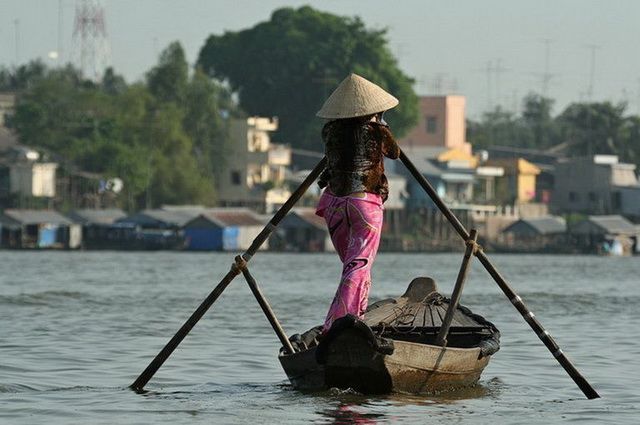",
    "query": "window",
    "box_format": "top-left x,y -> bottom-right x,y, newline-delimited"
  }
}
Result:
231,171 -> 241,185
426,116 -> 437,133
568,192 -> 579,203
611,192 -> 622,210
588,192 -> 598,202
